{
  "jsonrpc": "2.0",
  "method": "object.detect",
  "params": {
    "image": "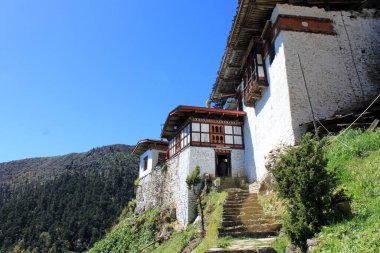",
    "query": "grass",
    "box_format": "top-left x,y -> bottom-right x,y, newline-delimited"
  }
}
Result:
152,225 -> 195,253
193,189 -> 230,252
88,208 -> 161,253
265,129 -> 380,252
271,235 -> 290,253
313,129 -> 380,252
146,188 -> 228,253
